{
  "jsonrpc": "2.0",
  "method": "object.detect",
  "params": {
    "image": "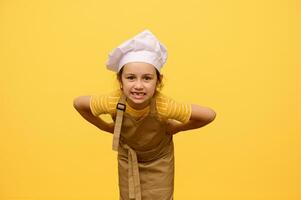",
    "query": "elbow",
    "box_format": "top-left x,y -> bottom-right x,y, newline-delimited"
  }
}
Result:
190,104 -> 216,125
207,109 -> 216,123
199,108 -> 216,125
73,97 -> 81,110
73,96 -> 91,112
